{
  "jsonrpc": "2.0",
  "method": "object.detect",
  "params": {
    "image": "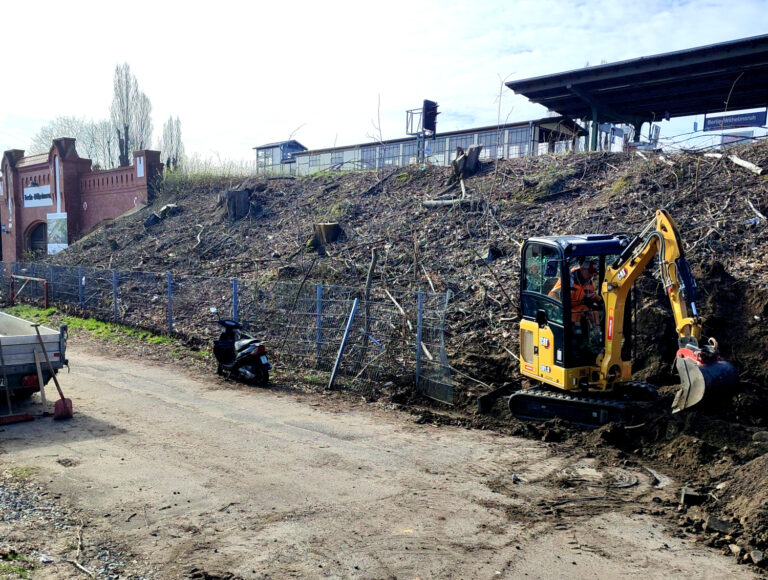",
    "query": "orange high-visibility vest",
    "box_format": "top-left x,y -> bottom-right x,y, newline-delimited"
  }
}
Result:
549,266 -> 597,321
